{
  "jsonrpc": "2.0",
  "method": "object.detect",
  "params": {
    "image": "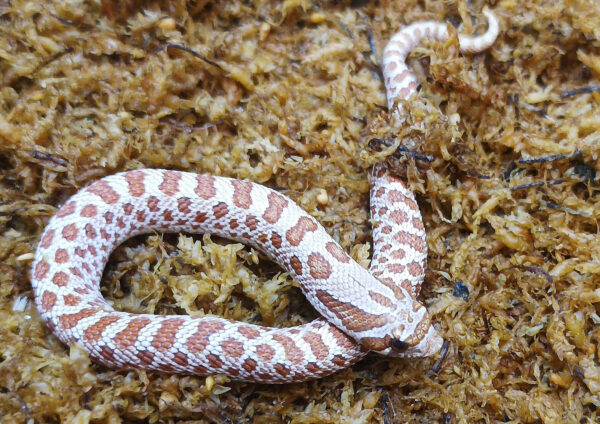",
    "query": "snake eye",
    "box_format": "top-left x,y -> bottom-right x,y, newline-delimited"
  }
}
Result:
390,338 -> 409,352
